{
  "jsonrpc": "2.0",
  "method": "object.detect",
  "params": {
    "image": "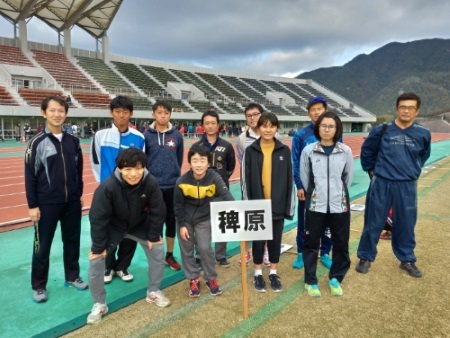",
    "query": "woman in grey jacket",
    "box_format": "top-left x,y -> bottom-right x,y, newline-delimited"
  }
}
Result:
300,111 -> 353,297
